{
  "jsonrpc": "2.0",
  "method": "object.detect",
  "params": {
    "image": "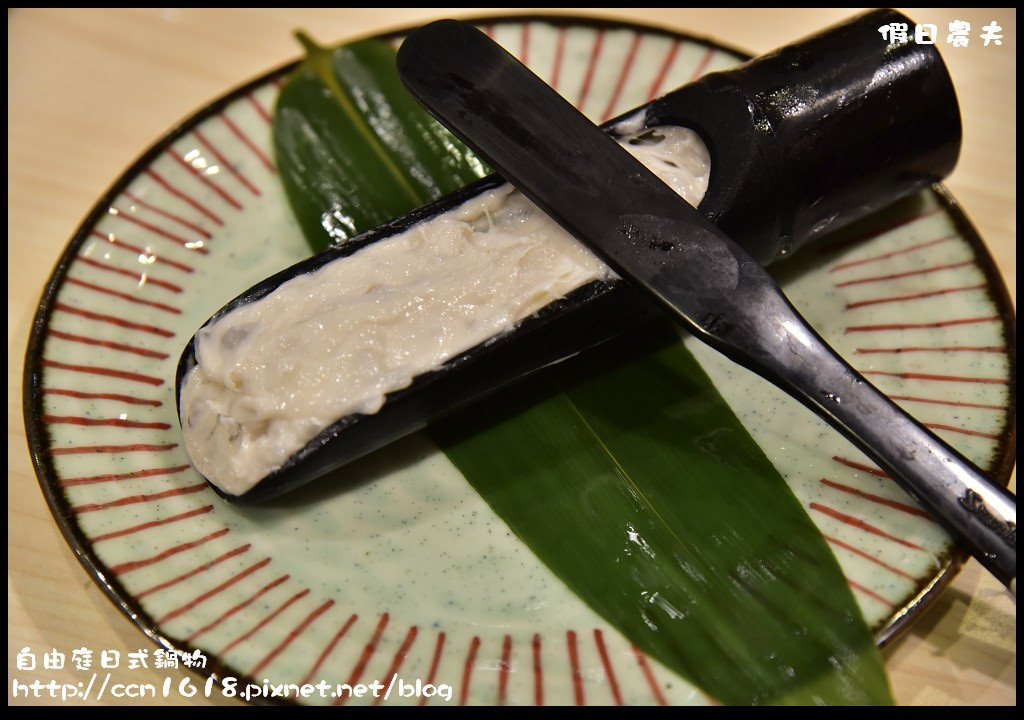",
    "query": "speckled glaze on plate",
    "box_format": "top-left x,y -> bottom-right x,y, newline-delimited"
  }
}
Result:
23,16 -> 1015,705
